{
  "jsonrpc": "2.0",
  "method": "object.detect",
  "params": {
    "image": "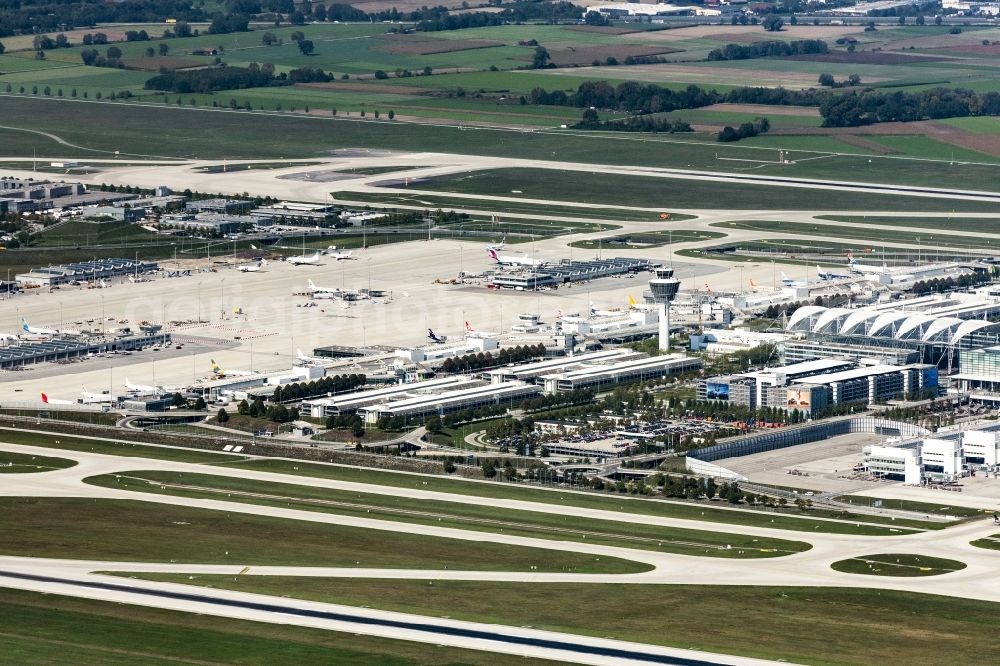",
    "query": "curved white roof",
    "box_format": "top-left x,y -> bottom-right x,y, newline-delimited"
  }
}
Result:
812,308 -> 854,334
786,306 -> 828,332
783,305 -> 1000,342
